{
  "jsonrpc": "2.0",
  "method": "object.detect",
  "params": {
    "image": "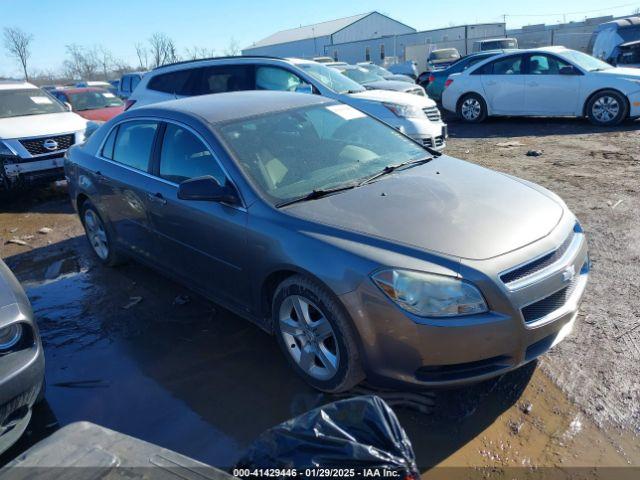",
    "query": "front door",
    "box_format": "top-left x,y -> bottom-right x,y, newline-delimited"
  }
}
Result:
144,122 -> 250,309
523,53 -> 582,115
